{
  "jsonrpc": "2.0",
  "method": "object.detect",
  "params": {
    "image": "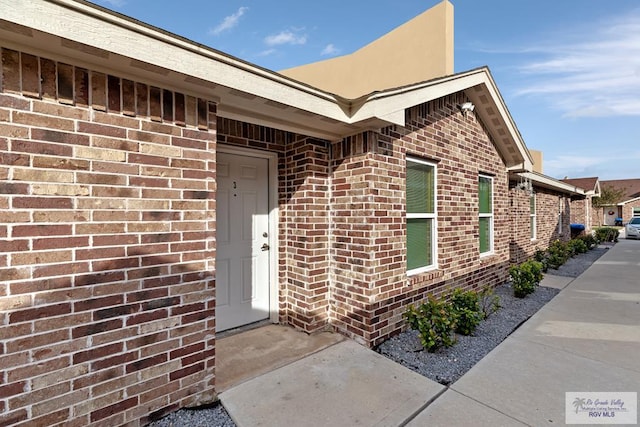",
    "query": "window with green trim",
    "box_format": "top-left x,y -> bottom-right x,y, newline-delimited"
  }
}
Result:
479,175 -> 493,255
406,158 -> 436,274
530,193 -> 536,240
